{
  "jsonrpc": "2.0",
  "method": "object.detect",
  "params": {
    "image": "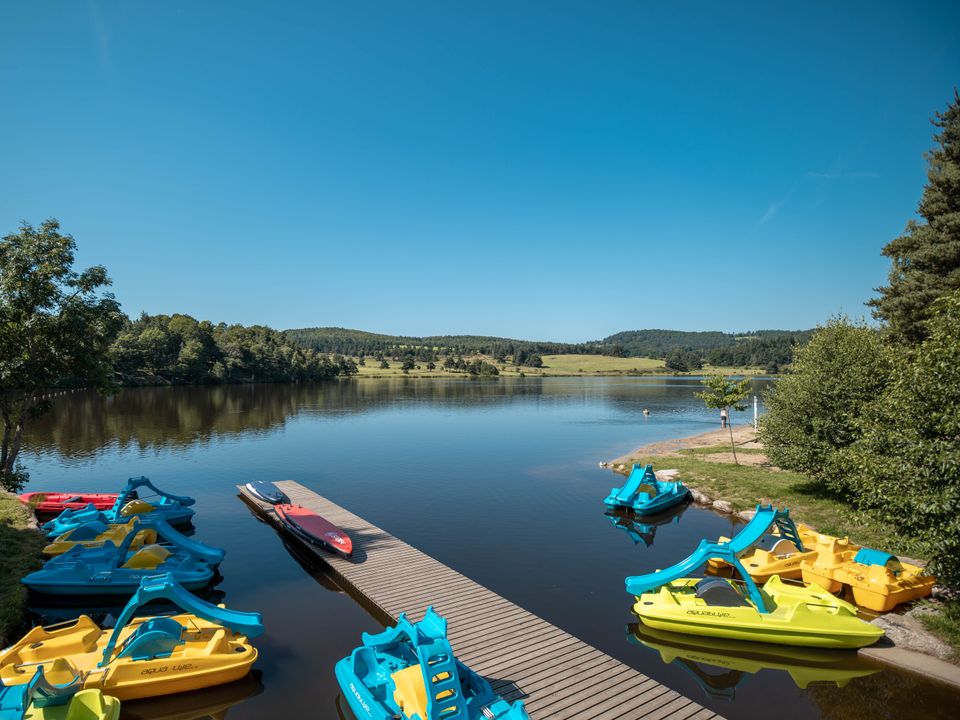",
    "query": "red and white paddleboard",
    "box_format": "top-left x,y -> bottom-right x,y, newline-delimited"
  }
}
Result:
19,492 -> 119,514
275,504 -> 353,558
